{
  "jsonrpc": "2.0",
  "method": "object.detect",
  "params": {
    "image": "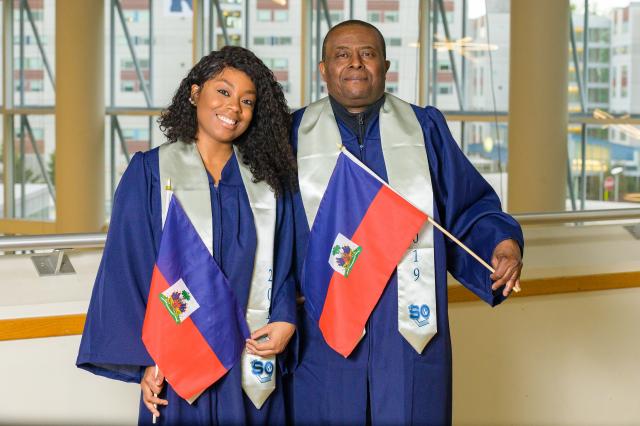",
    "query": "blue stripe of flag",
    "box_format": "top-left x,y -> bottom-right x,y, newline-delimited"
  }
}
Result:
303,152 -> 383,321
157,197 -> 250,370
